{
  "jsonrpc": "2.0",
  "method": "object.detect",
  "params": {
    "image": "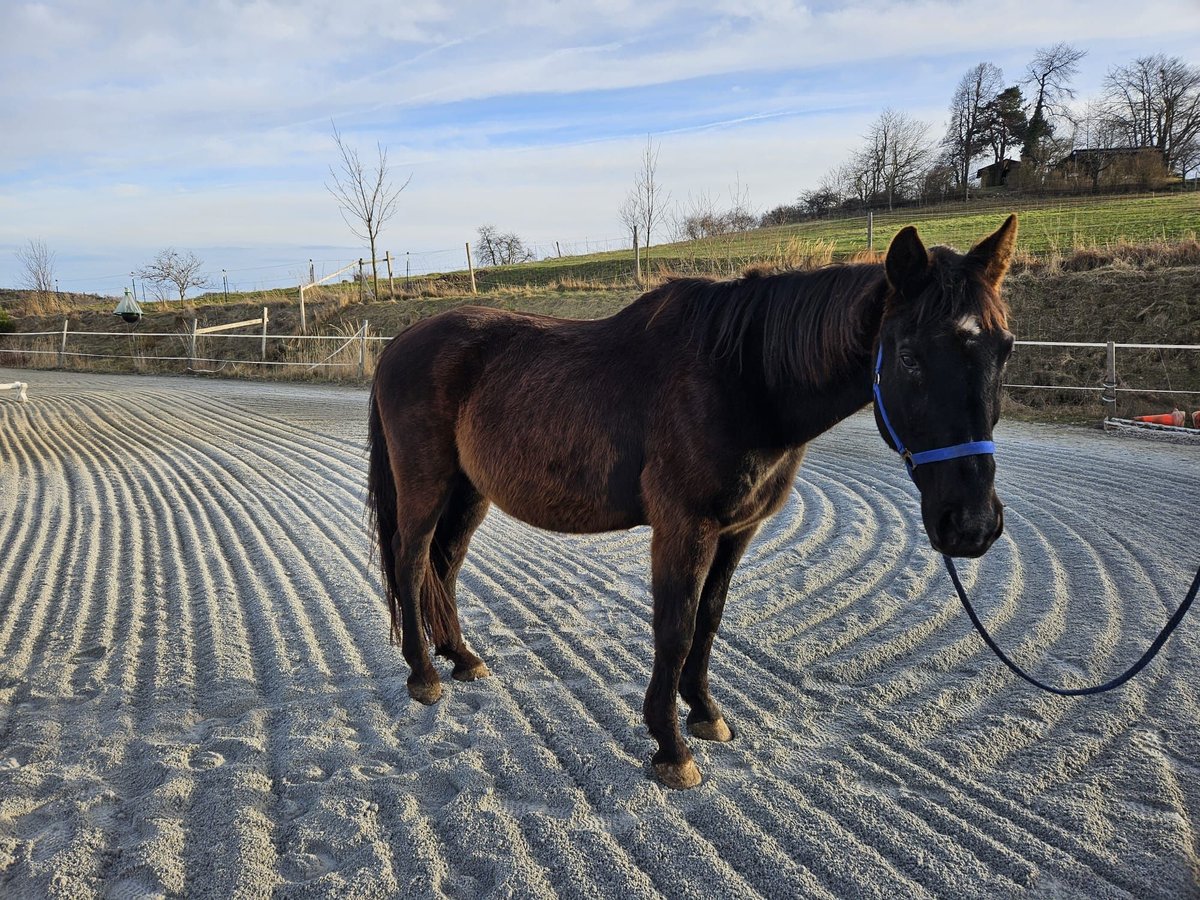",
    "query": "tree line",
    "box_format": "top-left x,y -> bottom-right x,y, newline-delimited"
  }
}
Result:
761,45 -> 1200,225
